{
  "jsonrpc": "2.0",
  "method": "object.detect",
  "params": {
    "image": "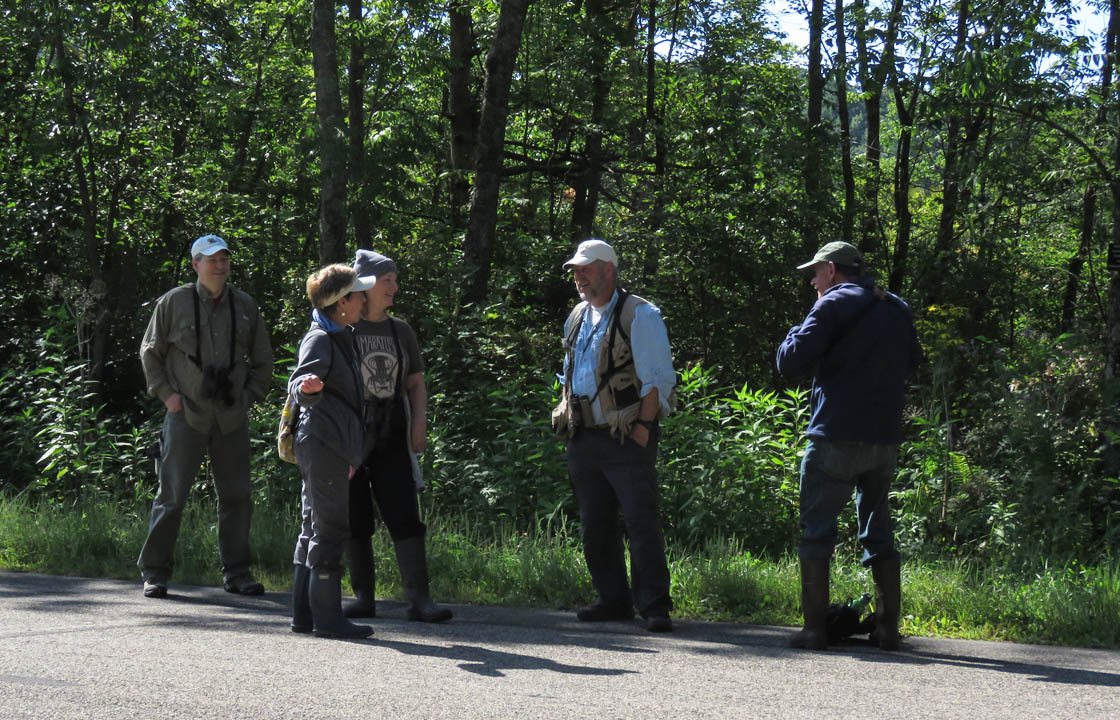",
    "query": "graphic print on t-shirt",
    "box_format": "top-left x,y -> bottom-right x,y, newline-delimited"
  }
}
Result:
356,333 -> 402,400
